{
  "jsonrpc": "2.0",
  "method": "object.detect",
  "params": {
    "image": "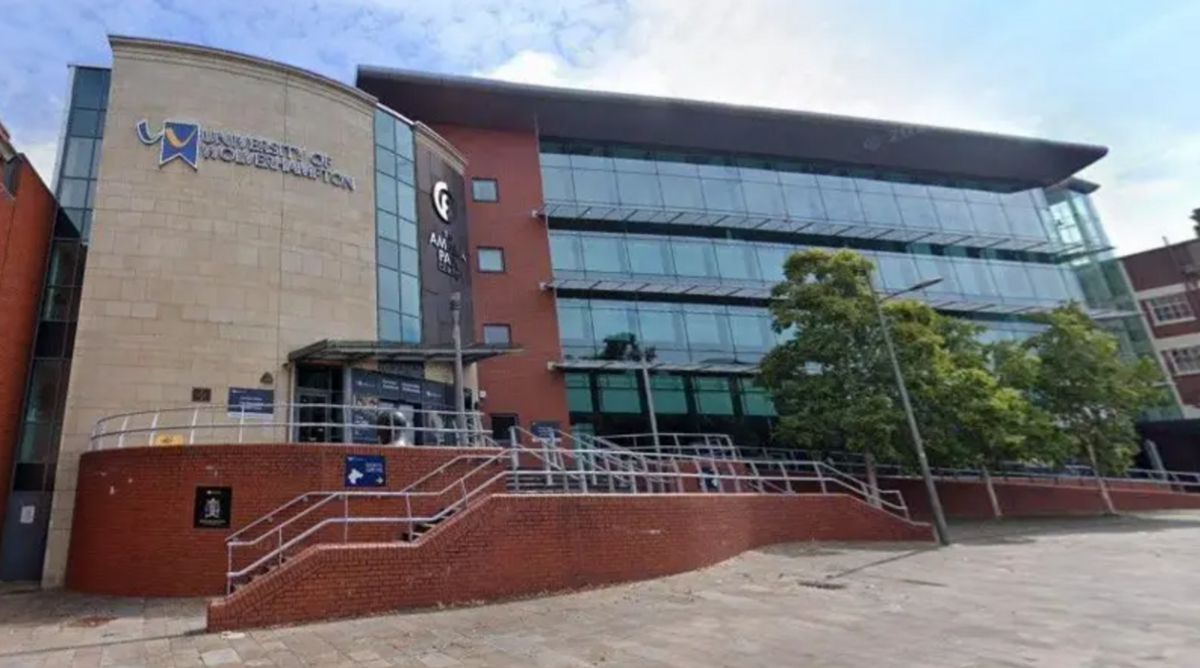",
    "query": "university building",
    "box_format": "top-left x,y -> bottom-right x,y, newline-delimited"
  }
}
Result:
0,36 -> 1163,587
